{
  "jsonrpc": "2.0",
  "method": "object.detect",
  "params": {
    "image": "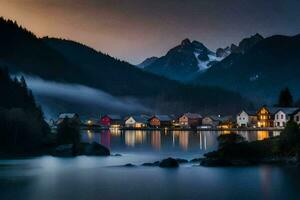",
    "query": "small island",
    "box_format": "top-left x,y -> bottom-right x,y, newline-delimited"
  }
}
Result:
201,121 -> 300,167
